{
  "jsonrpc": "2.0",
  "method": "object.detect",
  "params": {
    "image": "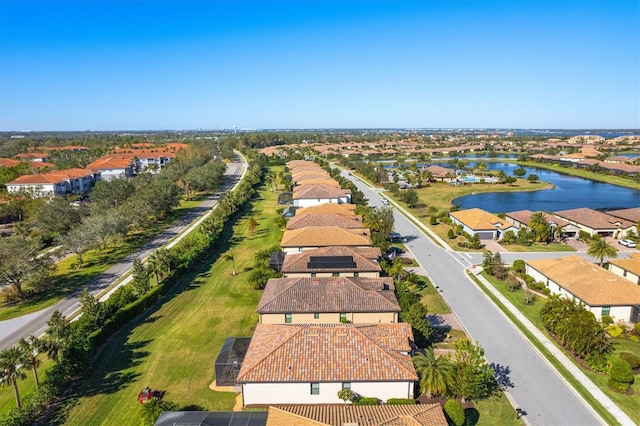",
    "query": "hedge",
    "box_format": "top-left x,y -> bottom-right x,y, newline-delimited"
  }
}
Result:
386,398 -> 416,405
619,352 -> 640,370
444,399 -> 465,426
353,397 -> 380,406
